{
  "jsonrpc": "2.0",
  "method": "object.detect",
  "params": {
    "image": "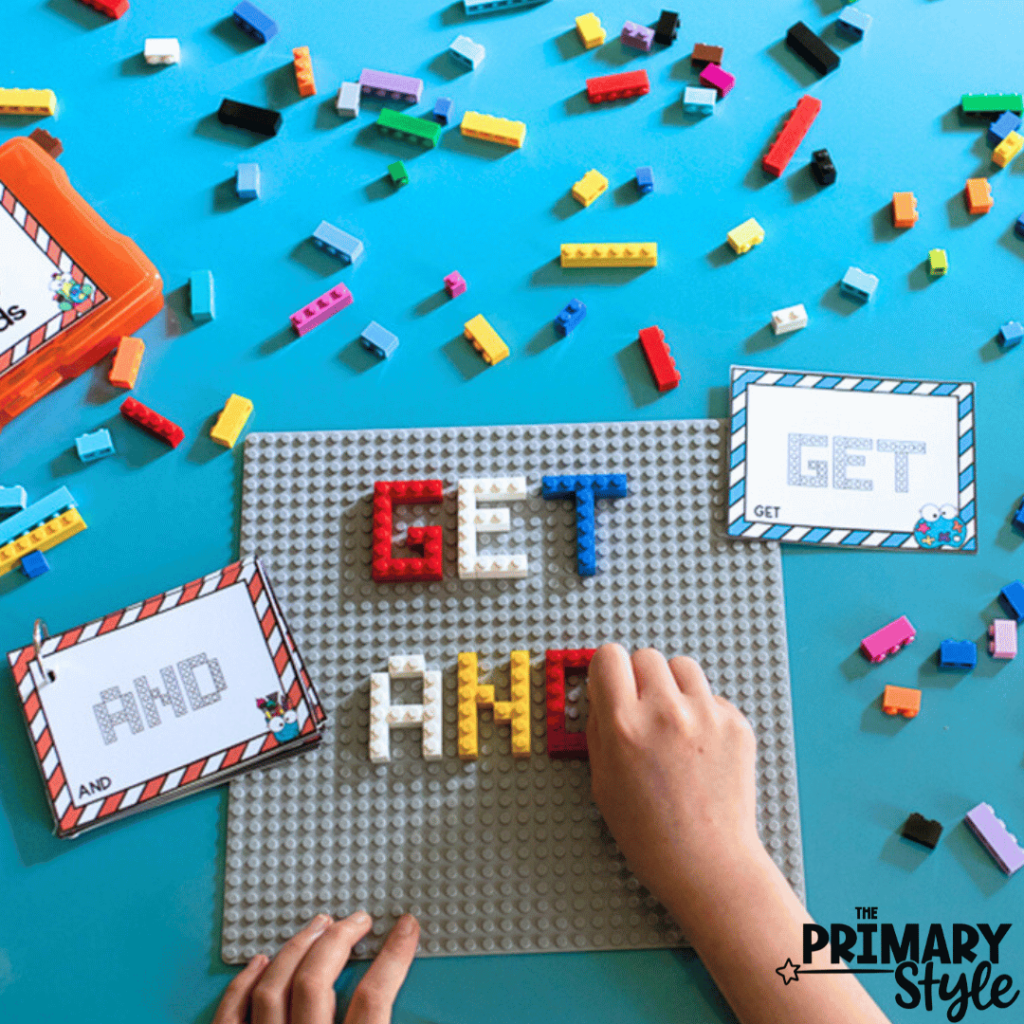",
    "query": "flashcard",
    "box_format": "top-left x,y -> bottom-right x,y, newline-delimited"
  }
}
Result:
7,558 -> 324,837
728,366 -> 976,551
